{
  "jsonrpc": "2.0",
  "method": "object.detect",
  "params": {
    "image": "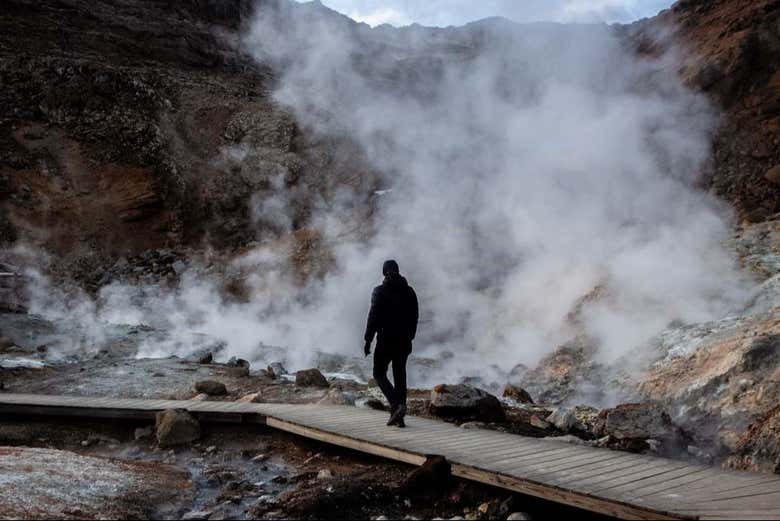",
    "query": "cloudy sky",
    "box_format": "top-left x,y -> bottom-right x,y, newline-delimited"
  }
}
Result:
309,0 -> 674,26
